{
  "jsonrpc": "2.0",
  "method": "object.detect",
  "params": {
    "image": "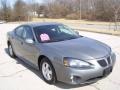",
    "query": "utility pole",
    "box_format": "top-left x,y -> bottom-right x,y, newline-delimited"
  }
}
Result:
79,0 -> 82,20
